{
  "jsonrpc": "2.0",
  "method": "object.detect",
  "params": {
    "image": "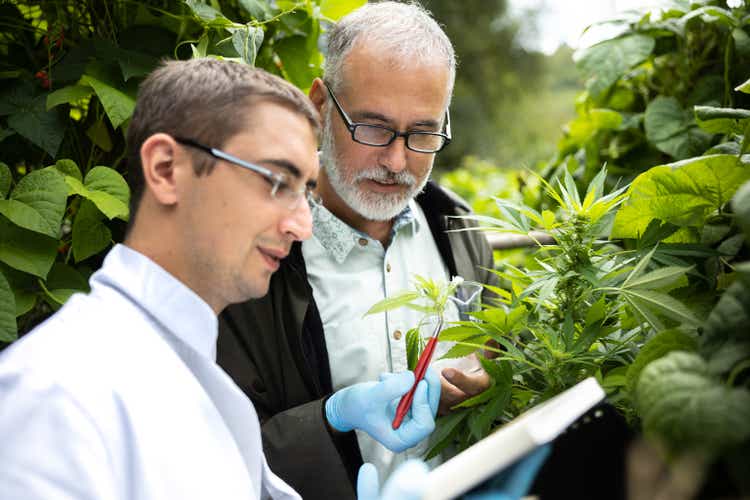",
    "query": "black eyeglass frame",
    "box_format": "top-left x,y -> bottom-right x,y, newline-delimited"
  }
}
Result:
324,83 -> 452,153
173,136 -> 318,208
